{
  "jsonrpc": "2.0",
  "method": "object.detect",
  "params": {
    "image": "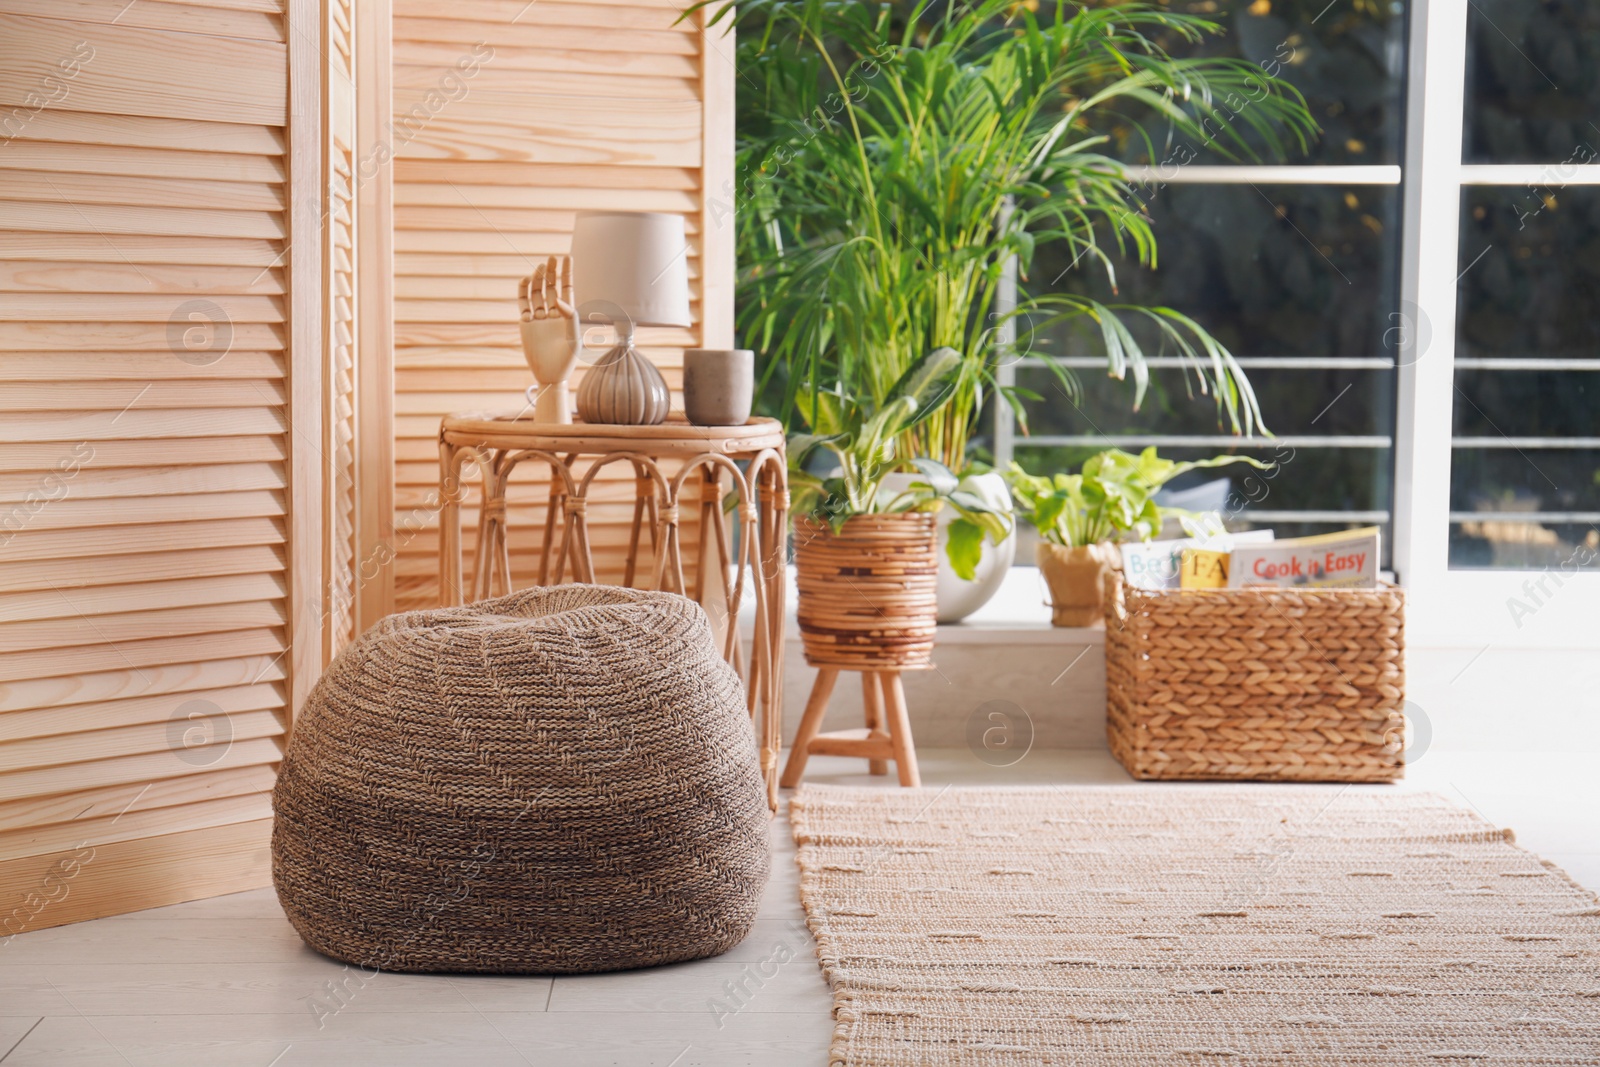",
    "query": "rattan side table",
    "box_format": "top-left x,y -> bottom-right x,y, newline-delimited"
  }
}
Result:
437,412 -> 789,808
